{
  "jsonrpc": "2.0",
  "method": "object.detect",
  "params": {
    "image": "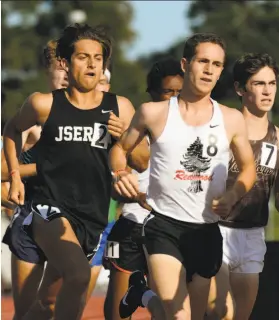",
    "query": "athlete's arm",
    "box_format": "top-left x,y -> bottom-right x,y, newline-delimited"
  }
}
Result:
3,92 -> 51,204
229,110 -> 256,202
117,96 -> 149,173
212,109 -> 256,217
1,127 -> 38,181
109,102 -> 150,198
1,159 -> 36,182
